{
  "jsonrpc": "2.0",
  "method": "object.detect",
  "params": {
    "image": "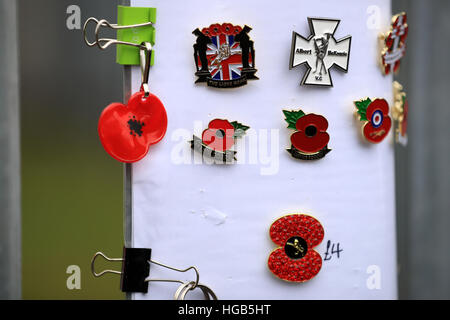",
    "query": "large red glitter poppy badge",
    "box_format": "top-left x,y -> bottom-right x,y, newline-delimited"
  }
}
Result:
354,98 -> 392,143
98,90 -> 168,163
191,119 -> 249,162
268,214 -> 325,282
283,110 -> 331,160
